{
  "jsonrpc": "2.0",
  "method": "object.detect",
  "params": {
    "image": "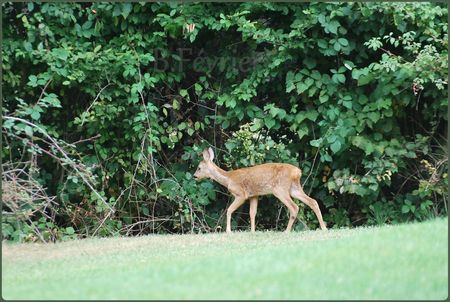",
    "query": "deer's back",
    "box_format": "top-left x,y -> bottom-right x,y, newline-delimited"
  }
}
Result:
226,163 -> 301,197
